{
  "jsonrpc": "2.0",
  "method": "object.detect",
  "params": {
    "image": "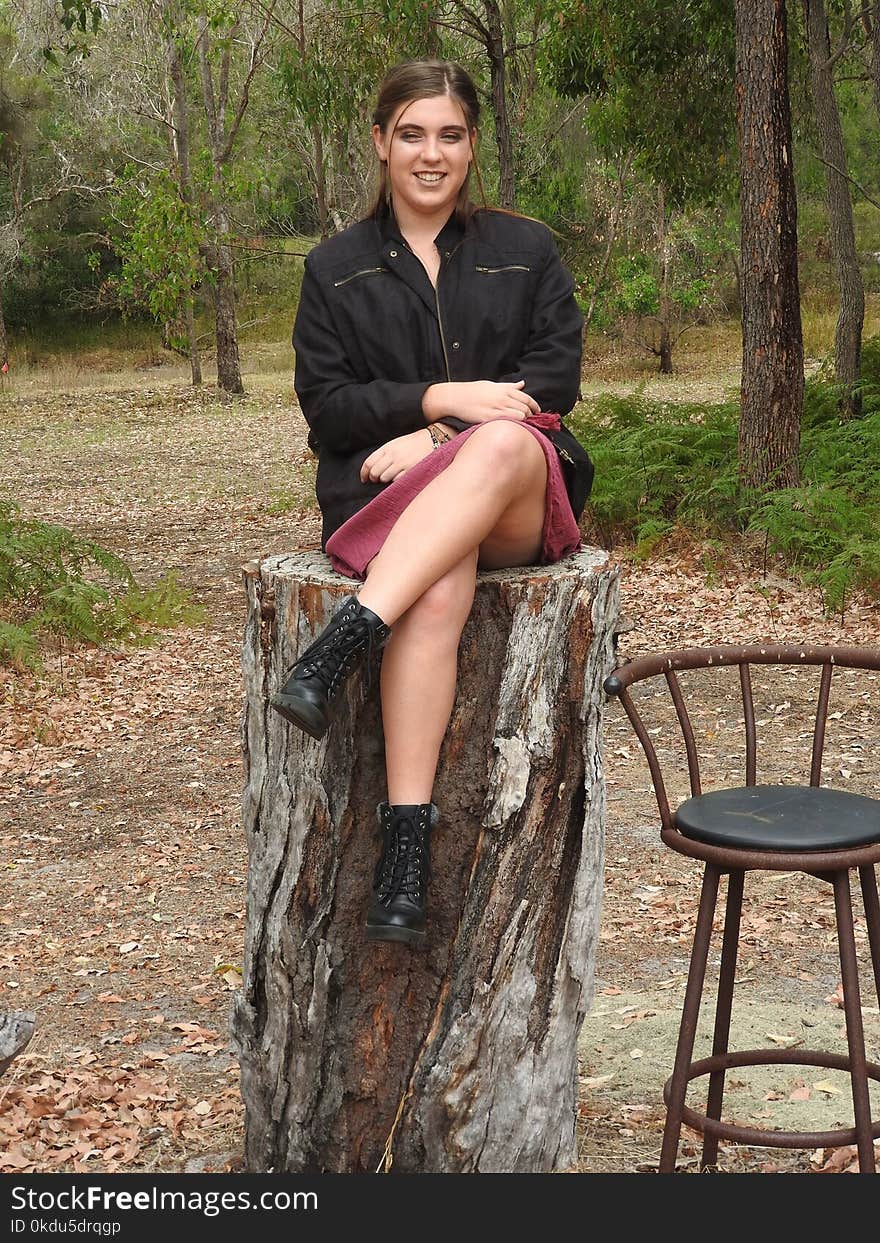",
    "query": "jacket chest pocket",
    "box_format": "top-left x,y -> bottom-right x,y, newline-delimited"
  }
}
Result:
333,267 -> 388,287
470,263 -> 534,338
